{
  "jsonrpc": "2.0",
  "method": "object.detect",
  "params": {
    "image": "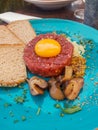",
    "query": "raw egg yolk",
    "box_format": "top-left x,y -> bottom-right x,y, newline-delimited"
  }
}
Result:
35,39 -> 61,57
